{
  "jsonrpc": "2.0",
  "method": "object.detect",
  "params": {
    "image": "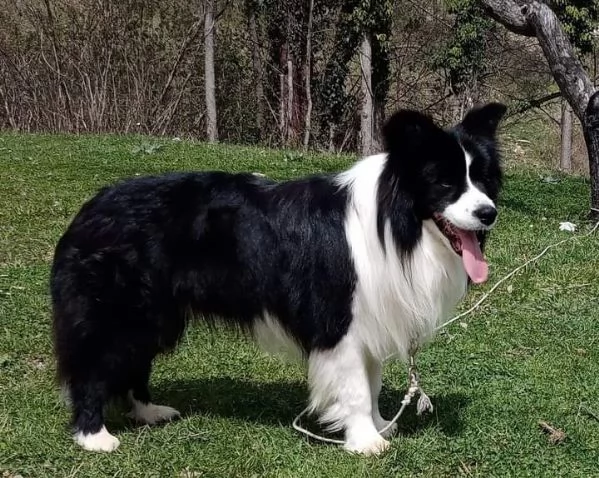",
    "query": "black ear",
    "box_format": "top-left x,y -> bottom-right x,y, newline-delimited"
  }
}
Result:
383,110 -> 443,153
459,102 -> 507,138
